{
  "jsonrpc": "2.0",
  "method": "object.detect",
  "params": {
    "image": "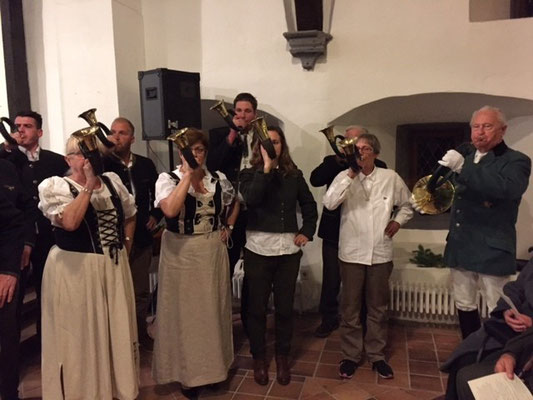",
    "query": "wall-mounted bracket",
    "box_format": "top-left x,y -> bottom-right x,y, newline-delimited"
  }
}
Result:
283,30 -> 332,70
